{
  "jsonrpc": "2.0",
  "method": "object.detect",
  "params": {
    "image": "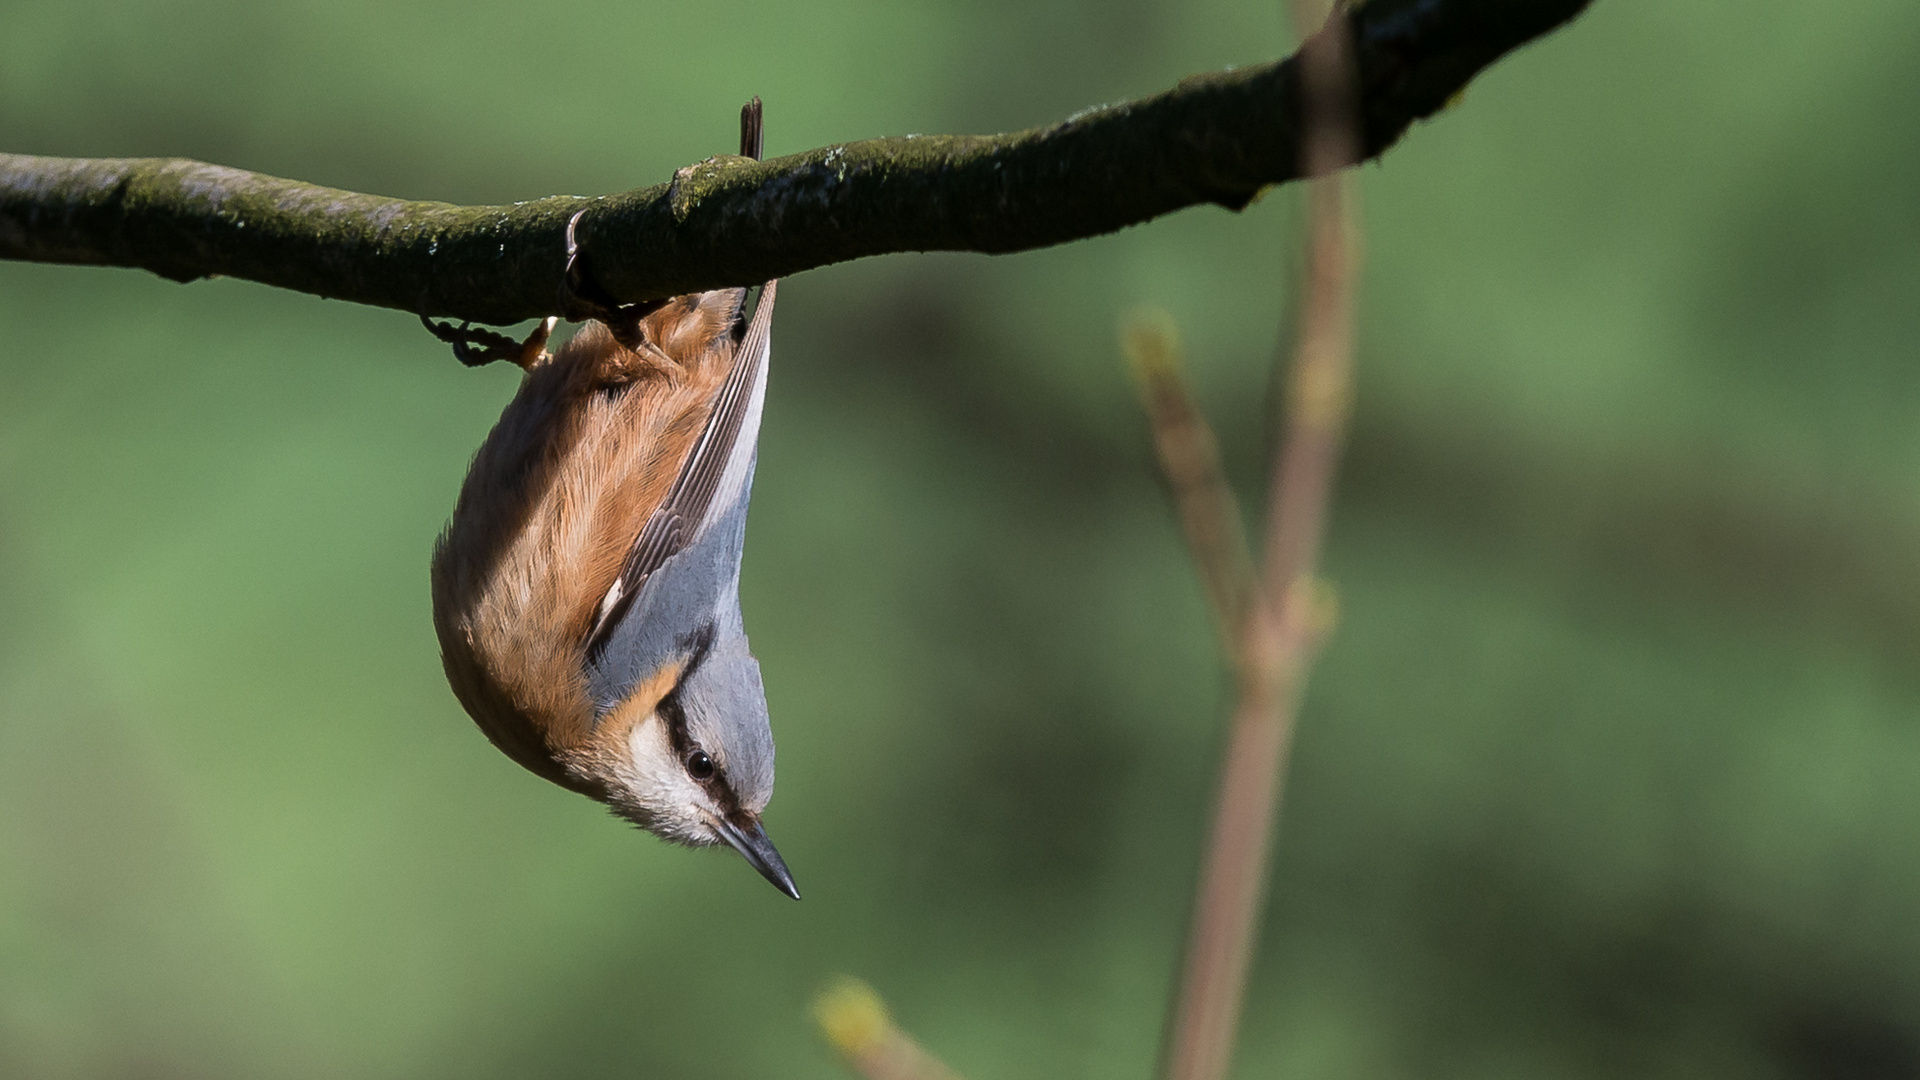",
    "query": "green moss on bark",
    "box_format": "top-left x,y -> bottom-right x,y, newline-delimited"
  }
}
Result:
0,0 -> 1590,325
